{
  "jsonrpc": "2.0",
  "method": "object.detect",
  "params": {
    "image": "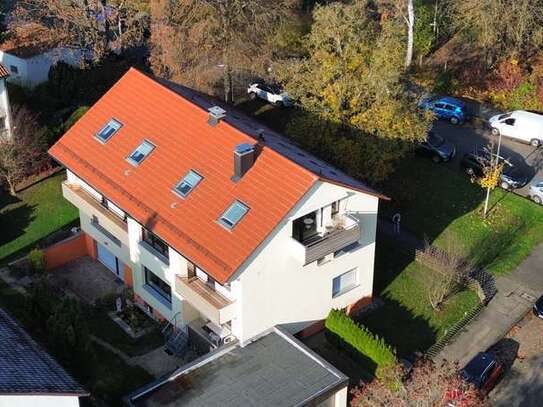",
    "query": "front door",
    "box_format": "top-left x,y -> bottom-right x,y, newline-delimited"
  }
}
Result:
97,243 -> 124,280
